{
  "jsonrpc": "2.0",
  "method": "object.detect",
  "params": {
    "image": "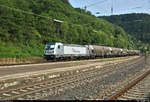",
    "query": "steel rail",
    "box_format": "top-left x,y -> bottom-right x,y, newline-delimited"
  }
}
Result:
1,59 -> 129,100
0,61 -> 122,94
107,69 -> 150,100
1,66 -> 110,100
0,63 -> 112,99
0,66 -> 98,93
0,56 -> 142,100
89,56 -> 145,100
